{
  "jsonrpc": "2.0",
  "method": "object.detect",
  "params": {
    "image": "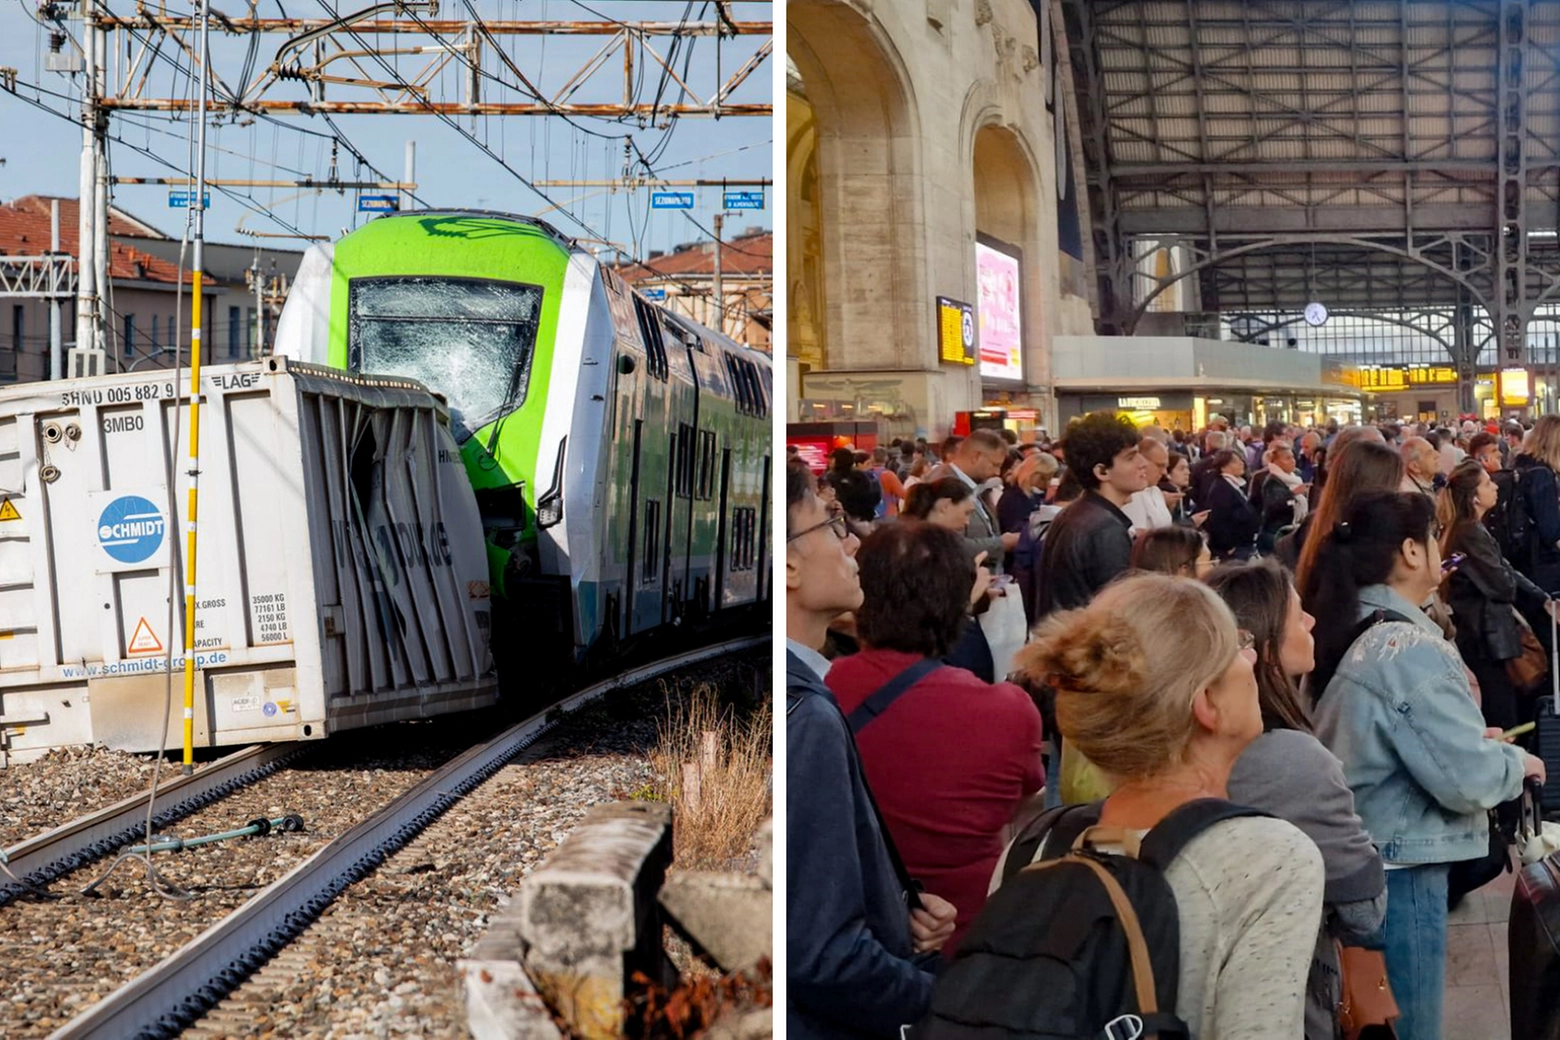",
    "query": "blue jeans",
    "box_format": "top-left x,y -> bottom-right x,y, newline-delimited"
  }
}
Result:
1043,736 -> 1062,809
1381,864 -> 1450,1040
